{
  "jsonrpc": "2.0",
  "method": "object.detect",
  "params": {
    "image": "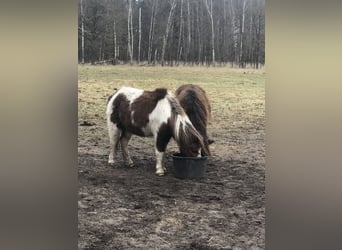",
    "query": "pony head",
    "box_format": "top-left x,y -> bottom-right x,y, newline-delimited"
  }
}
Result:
170,100 -> 210,157
178,121 -> 210,157
175,84 -> 212,156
